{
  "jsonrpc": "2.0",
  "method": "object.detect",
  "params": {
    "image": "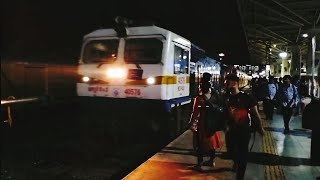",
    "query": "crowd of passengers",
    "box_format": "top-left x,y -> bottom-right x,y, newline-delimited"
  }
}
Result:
189,72 -> 320,180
